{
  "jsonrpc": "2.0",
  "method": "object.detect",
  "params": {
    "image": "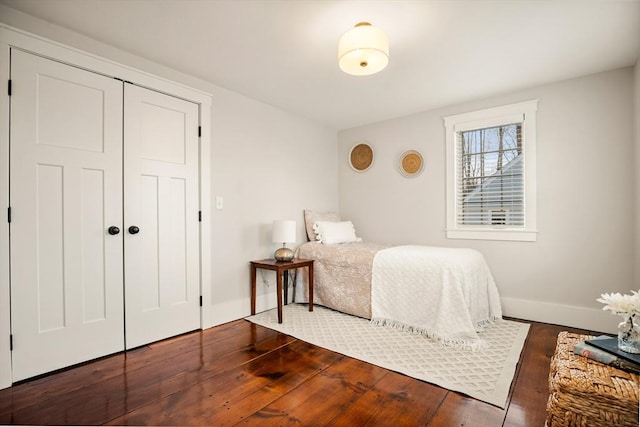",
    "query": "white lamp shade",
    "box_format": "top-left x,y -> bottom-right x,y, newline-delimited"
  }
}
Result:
338,22 -> 389,76
272,220 -> 296,243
